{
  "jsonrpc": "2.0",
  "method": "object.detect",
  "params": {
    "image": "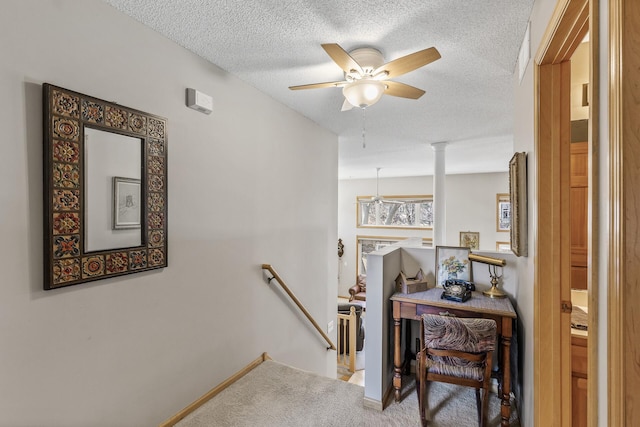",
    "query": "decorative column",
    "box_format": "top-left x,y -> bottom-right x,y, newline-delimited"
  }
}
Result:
431,142 -> 448,246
